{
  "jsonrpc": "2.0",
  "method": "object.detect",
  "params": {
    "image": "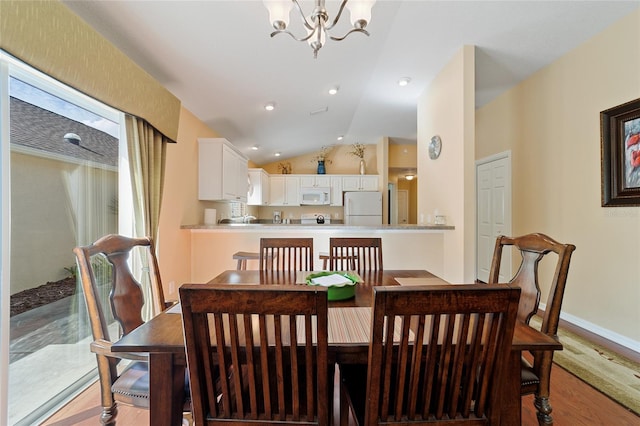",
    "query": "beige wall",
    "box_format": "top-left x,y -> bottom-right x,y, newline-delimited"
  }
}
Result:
260,143 -> 378,175
417,45 -> 476,283
476,11 -> 640,346
157,107 -> 219,300
189,229 -> 445,283
11,152 -> 117,294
